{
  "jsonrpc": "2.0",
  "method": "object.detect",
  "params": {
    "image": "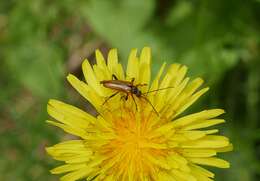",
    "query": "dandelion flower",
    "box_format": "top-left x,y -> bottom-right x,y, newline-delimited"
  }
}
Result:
46,47 -> 233,181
